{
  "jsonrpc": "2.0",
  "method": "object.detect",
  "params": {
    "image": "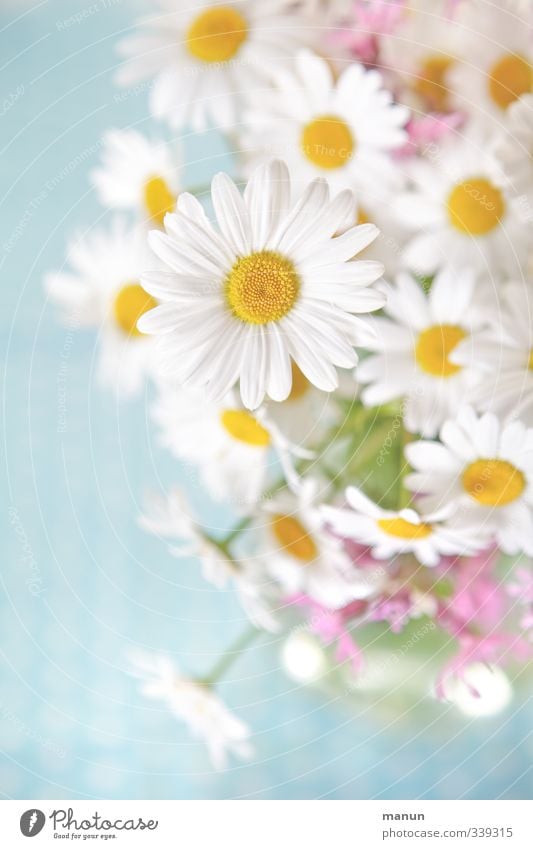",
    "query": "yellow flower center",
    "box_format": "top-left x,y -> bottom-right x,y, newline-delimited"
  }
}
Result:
488,53 -> 532,109
462,458 -> 526,507
301,114 -> 355,170
288,362 -> 310,401
143,176 -> 176,226
415,324 -> 466,377
377,517 -> 433,539
271,514 -> 318,562
528,349 -> 533,370
220,409 -> 271,446
186,6 -> 248,63
414,54 -> 453,110
112,283 -> 157,337
447,177 -> 505,235
224,250 -> 300,325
